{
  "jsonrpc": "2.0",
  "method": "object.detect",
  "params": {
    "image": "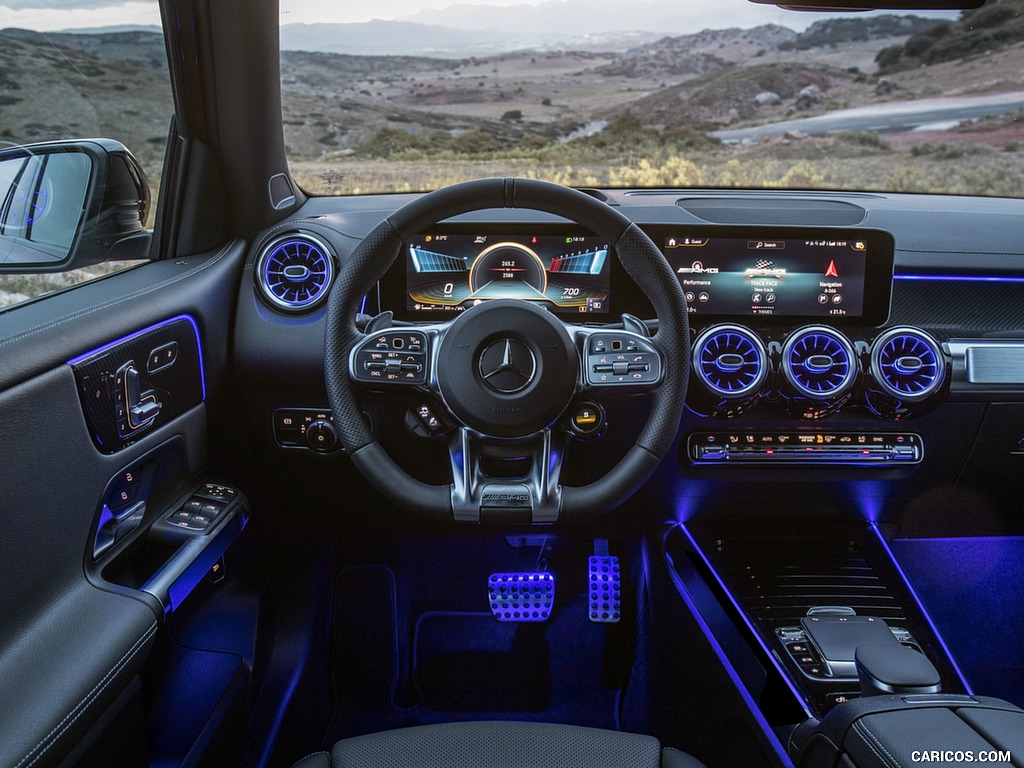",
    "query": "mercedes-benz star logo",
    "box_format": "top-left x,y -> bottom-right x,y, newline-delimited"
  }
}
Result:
478,338 -> 537,394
